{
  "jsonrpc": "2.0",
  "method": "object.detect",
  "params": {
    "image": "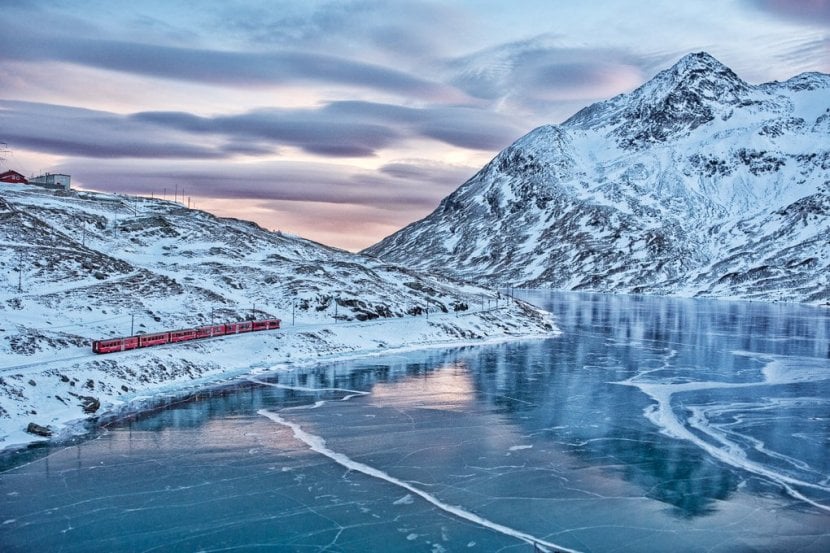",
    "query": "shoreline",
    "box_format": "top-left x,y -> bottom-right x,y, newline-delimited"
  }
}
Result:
0,305 -> 558,455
